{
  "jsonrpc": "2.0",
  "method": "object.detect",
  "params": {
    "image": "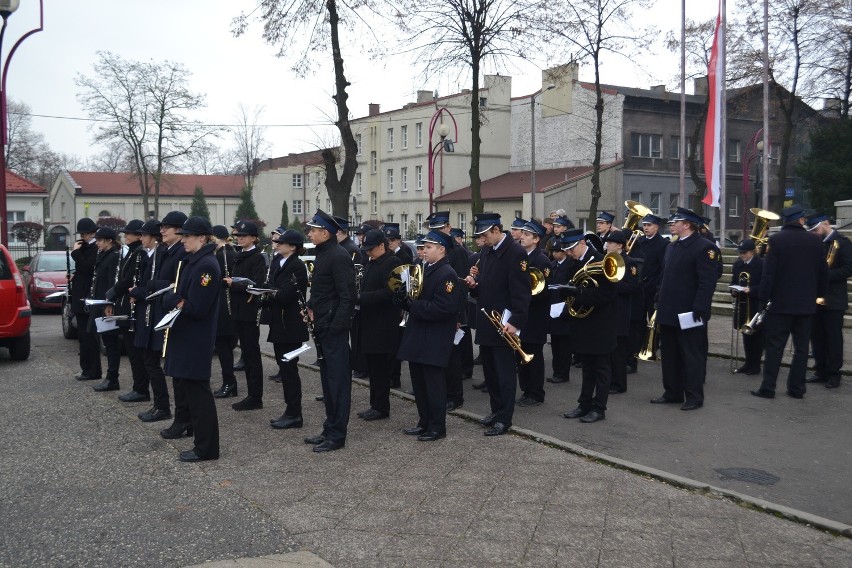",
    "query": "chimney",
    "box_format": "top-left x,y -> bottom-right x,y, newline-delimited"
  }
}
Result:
416,90 -> 434,103
368,103 -> 380,116
693,76 -> 708,96
650,85 -> 666,94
